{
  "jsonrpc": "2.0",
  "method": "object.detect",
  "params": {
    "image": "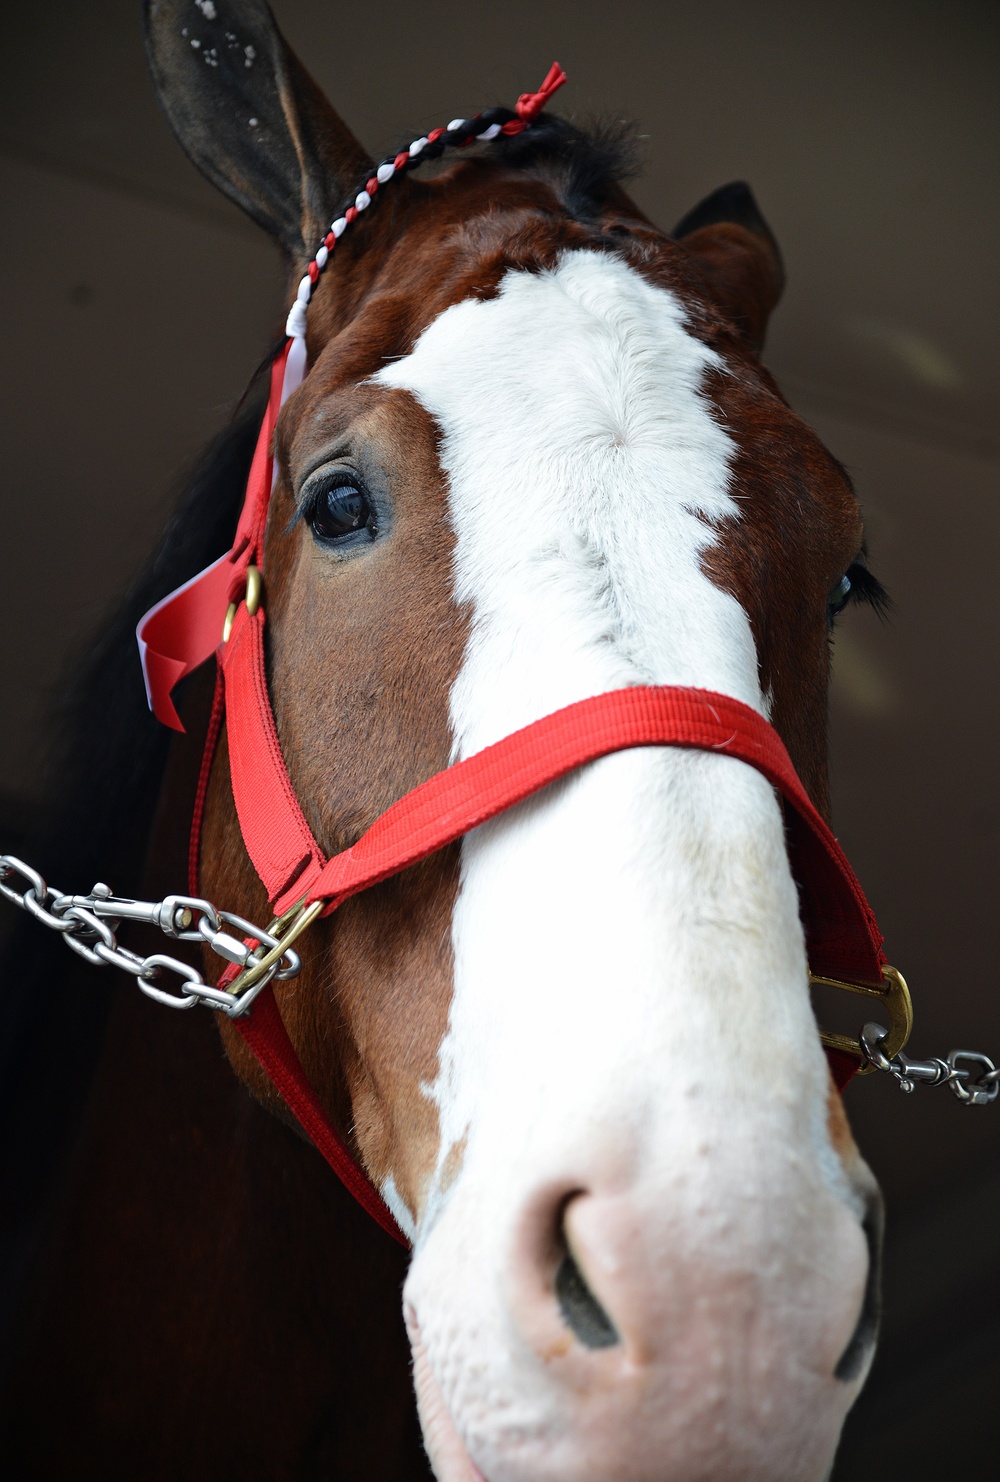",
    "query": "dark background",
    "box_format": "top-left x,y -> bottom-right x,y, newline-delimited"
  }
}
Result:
1,1 -> 997,1473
